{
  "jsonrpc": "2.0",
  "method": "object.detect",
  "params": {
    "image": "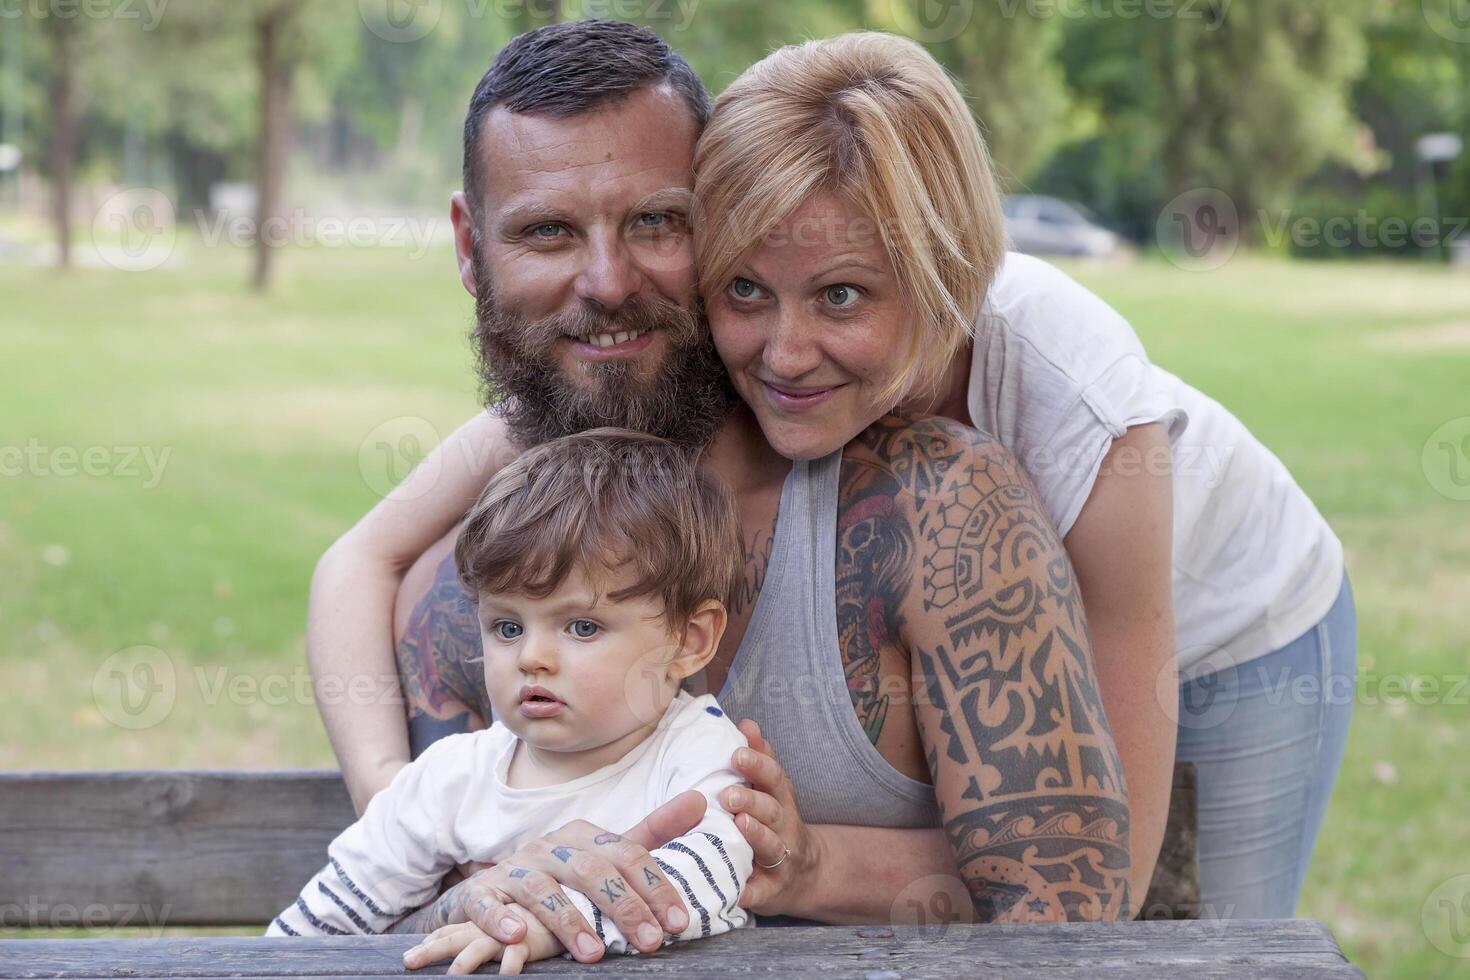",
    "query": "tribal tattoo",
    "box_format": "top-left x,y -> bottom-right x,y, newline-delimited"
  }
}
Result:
842,415 -> 1131,922
396,552 -> 491,757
